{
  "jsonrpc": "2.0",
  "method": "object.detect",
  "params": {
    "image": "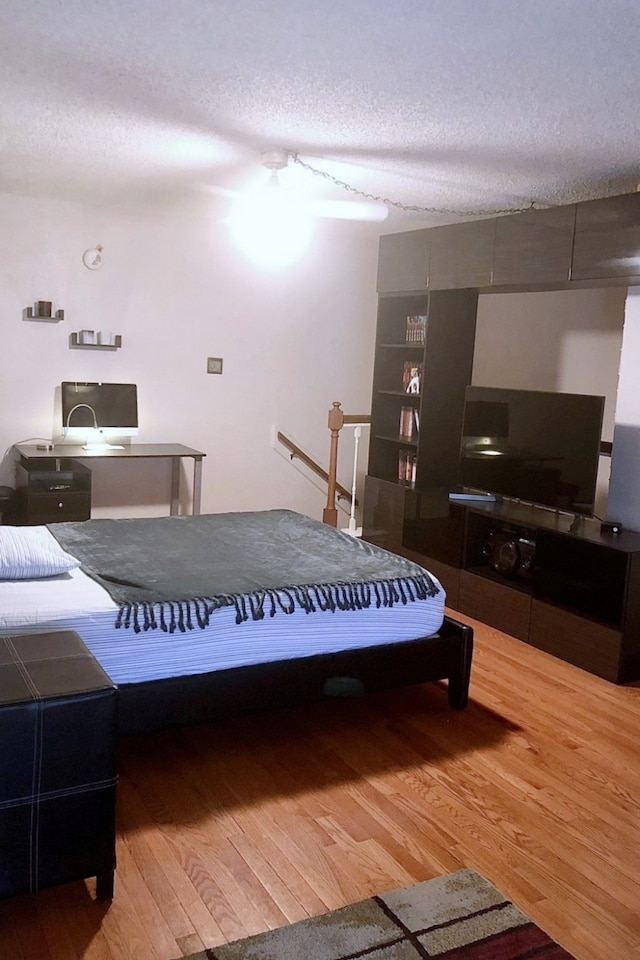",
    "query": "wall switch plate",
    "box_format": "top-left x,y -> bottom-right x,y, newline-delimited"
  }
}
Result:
207,357 -> 223,374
